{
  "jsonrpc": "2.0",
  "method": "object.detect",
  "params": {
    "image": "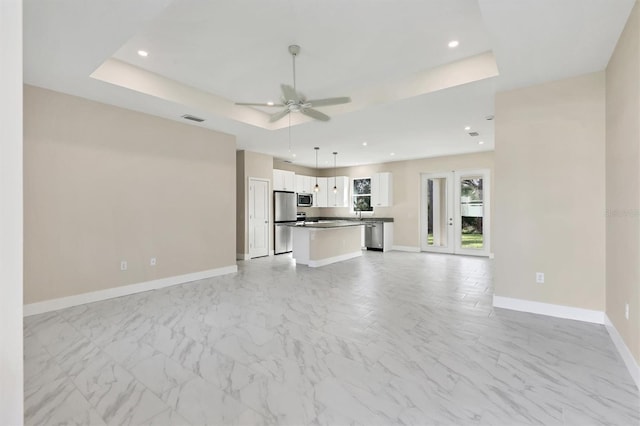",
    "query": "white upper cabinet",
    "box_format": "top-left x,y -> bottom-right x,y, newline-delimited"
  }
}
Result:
273,169 -> 295,191
371,172 -> 393,207
327,176 -> 349,207
295,174 -> 313,194
312,177 -> 329,207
